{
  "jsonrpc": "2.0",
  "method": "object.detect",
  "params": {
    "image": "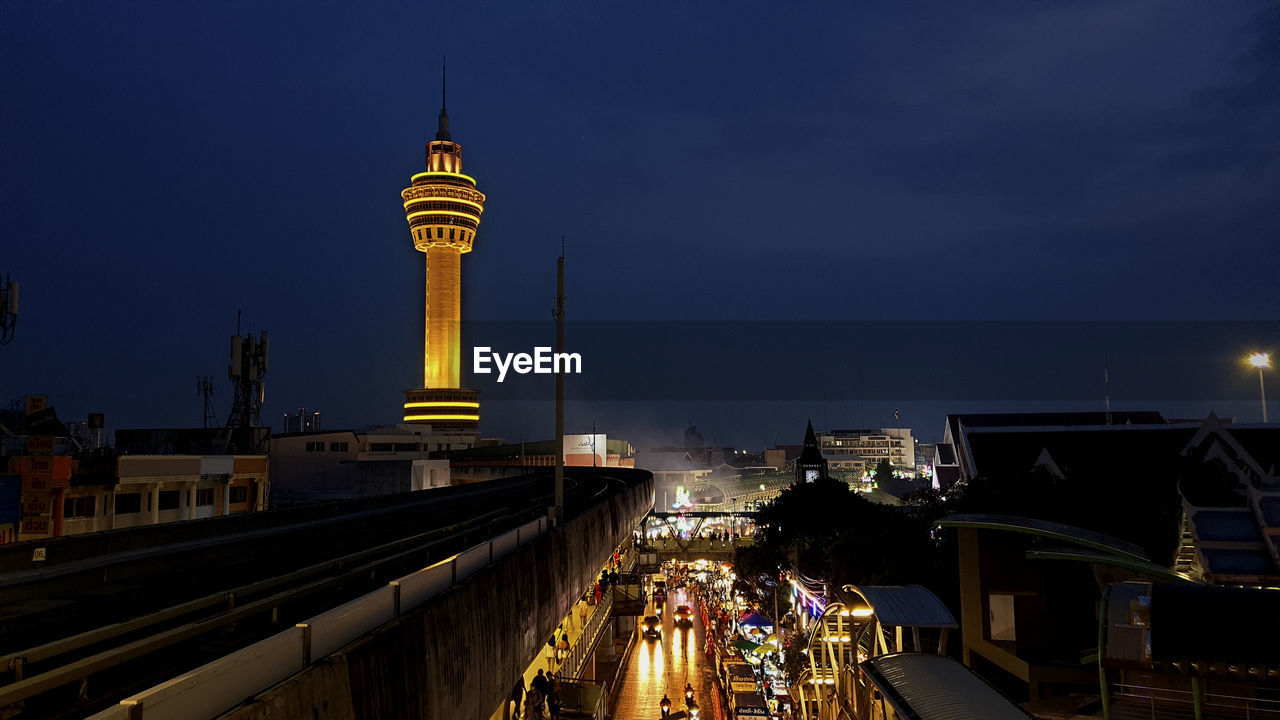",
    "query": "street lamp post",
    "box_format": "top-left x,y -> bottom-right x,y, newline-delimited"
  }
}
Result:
1247,353 -> 1272,423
